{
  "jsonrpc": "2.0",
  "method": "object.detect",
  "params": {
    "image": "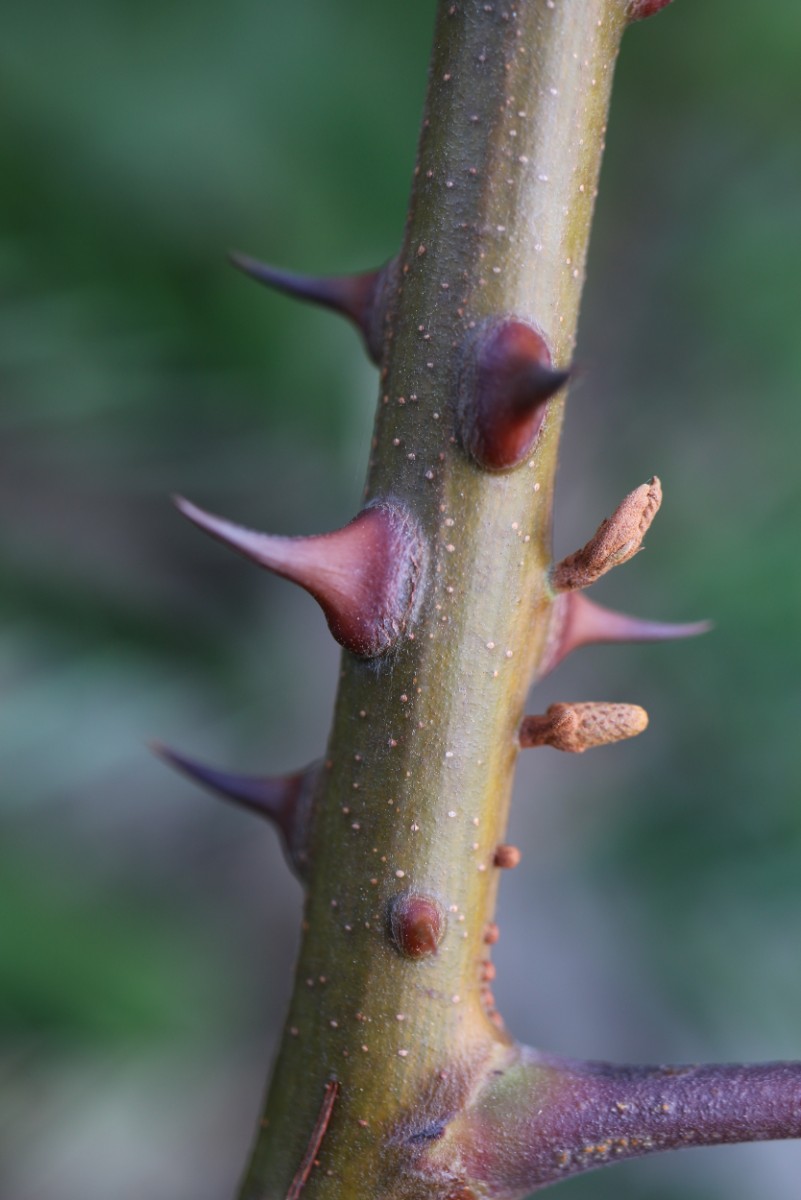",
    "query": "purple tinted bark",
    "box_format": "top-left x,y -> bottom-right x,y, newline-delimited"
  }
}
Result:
446,1049 -> 801,1197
